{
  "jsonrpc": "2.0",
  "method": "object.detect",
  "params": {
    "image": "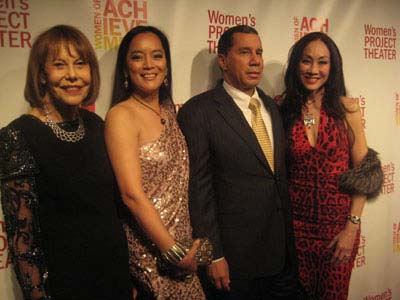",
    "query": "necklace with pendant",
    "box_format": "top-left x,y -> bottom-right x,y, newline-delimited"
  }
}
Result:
43,107 -> 85,142
303,109 -> 315,129
132,96 -> 166,125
